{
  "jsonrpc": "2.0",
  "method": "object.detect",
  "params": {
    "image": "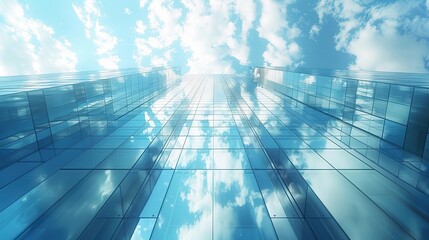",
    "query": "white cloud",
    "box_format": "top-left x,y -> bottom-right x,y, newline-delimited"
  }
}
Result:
315,0 -> 429,73
72,0 -> 100,38
180,0 -> 259,73
151,56 -> 168,66
227,38 -> 250,65
134,38 -> 152,61
212,204 -> 234,239
347,24 -> 429,73
147,1 -> 182,48
133,19 -> 150,66
182,171 -> 212,213
181,4 -> 234,73
257,0 -> 301,66
235,0 -> 256,39
315,0 -> 363,23
93,22 -> 118,55
73,0 -> 119,69
335,18 -> 359,50
178,212 -> 211,240
304,75 -> 316,84
0,0 -> 77,76
132,0 -> 258,73
181,0 -> 207,14
309,25 -> 320,38
178,171 -> 212,239
229,0 -> 257,65
135,20 -> 146,34
314,0 -> 363,49
133,38 -> 153,67
98,55 -> 120,69
133,1 -> 182,68
139,0 -> 148,8
405,16 -> 429,38
124,8 -> 131,15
